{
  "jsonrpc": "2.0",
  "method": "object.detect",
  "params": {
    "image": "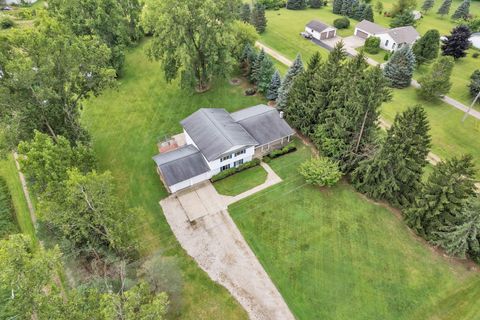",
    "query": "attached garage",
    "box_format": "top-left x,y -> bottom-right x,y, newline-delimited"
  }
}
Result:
355,29 -> 369,39
305,20 -> 337,41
